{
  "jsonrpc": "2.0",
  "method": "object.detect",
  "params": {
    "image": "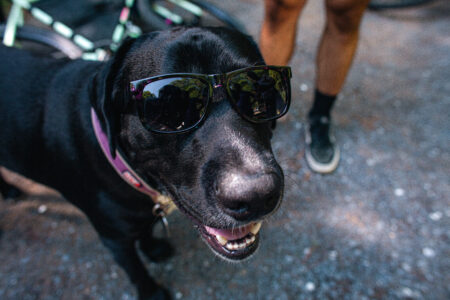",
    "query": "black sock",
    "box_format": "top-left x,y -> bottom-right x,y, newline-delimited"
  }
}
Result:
308,89 -> 337,119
